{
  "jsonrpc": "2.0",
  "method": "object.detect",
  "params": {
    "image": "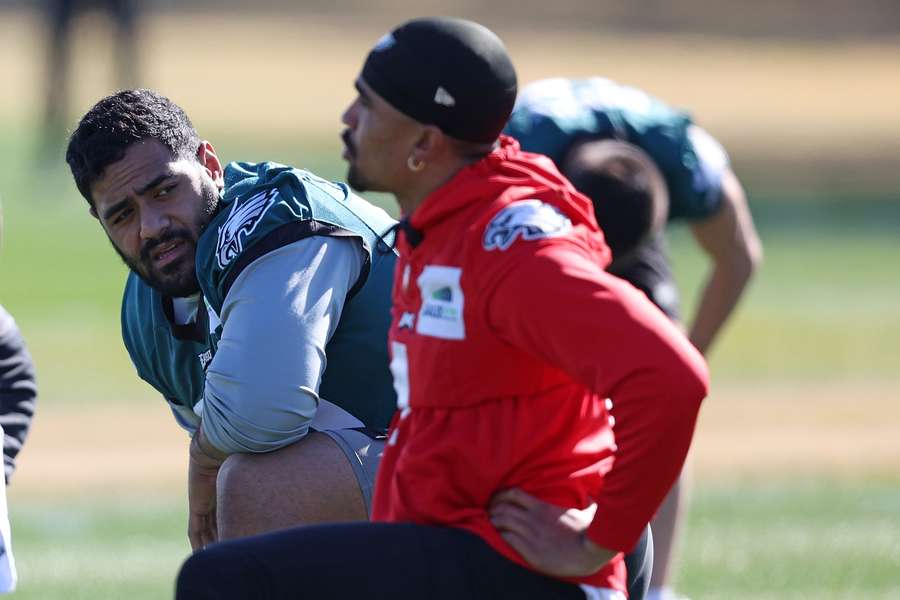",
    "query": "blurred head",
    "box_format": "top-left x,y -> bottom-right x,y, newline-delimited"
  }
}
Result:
341,17 -> 517,203
561,140 -> 669,265
66,89 -> 222,297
